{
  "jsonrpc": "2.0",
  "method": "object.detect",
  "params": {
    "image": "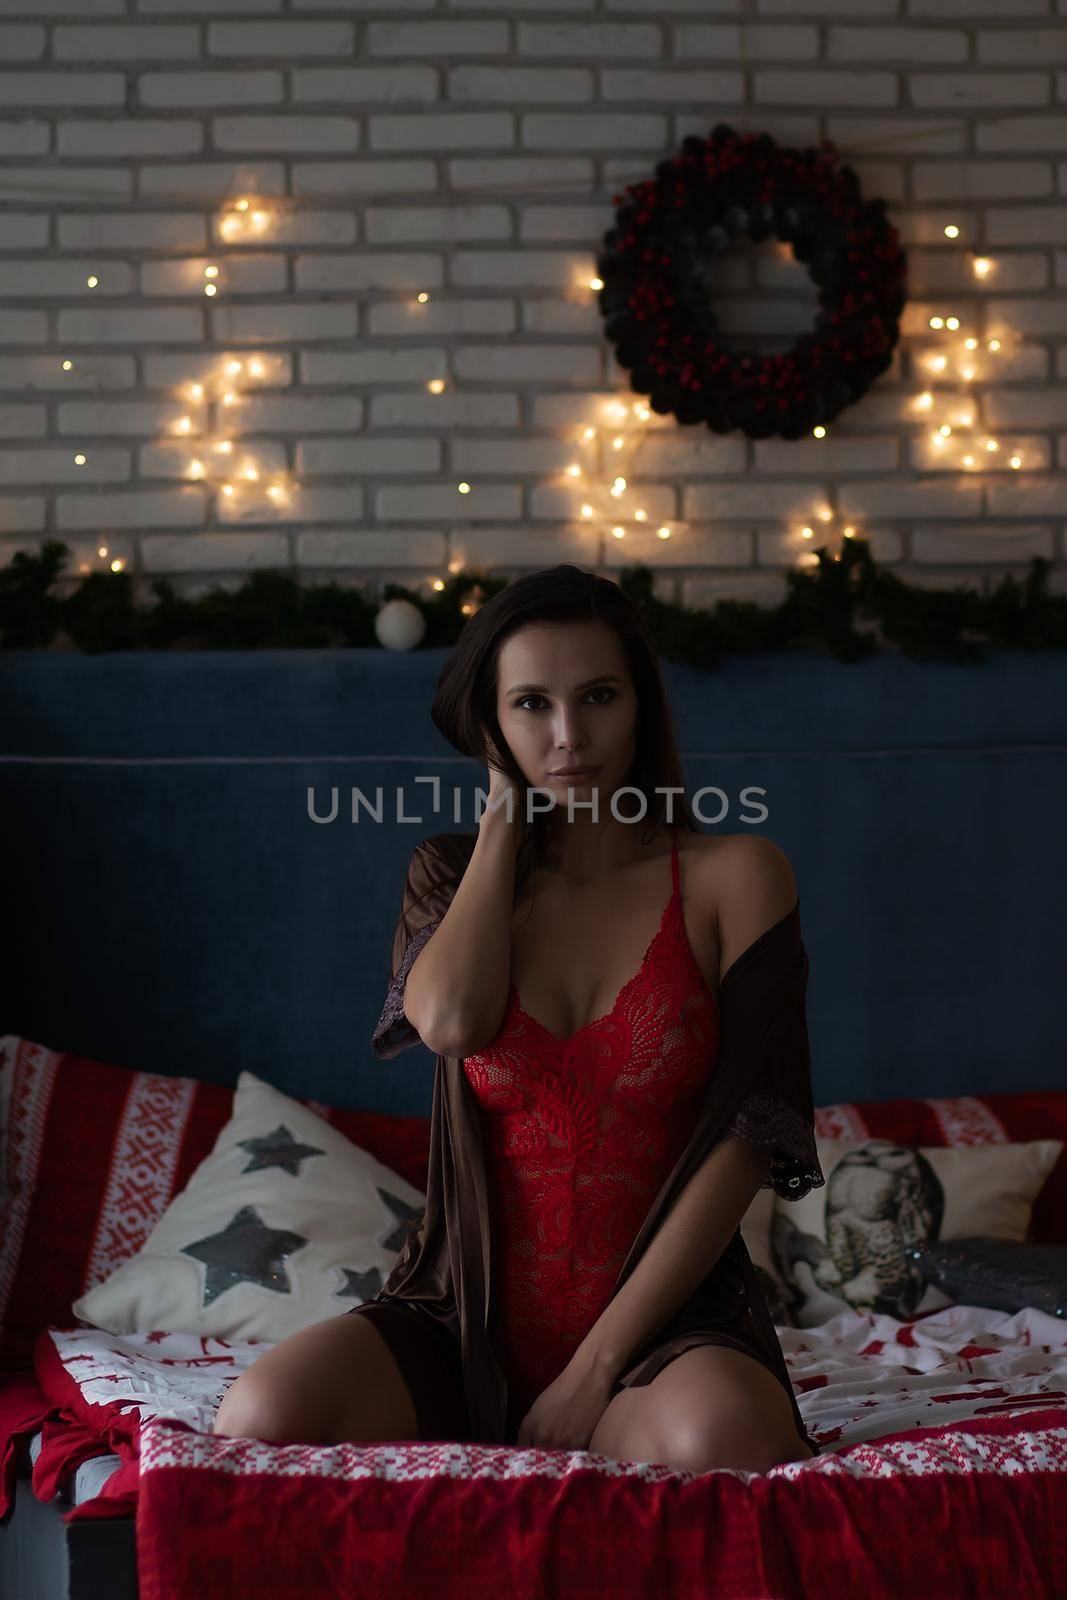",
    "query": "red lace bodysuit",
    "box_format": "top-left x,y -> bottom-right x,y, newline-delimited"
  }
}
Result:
462,827 -> 720,1420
